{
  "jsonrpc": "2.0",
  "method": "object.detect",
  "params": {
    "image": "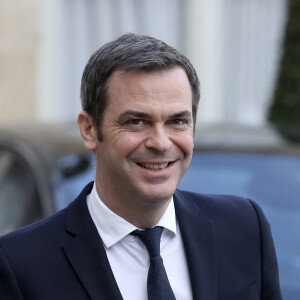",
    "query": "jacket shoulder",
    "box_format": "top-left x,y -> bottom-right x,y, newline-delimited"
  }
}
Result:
175,189 -> 257,213
174,189 -> 266,228
0,207 -> 67,254
0,181 -> 94,248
